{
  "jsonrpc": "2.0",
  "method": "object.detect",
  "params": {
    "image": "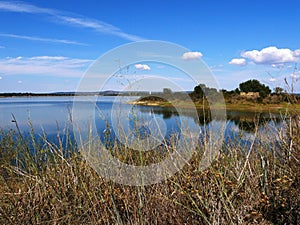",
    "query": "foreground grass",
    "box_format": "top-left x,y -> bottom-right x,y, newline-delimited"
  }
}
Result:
0,114 -> 299,224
